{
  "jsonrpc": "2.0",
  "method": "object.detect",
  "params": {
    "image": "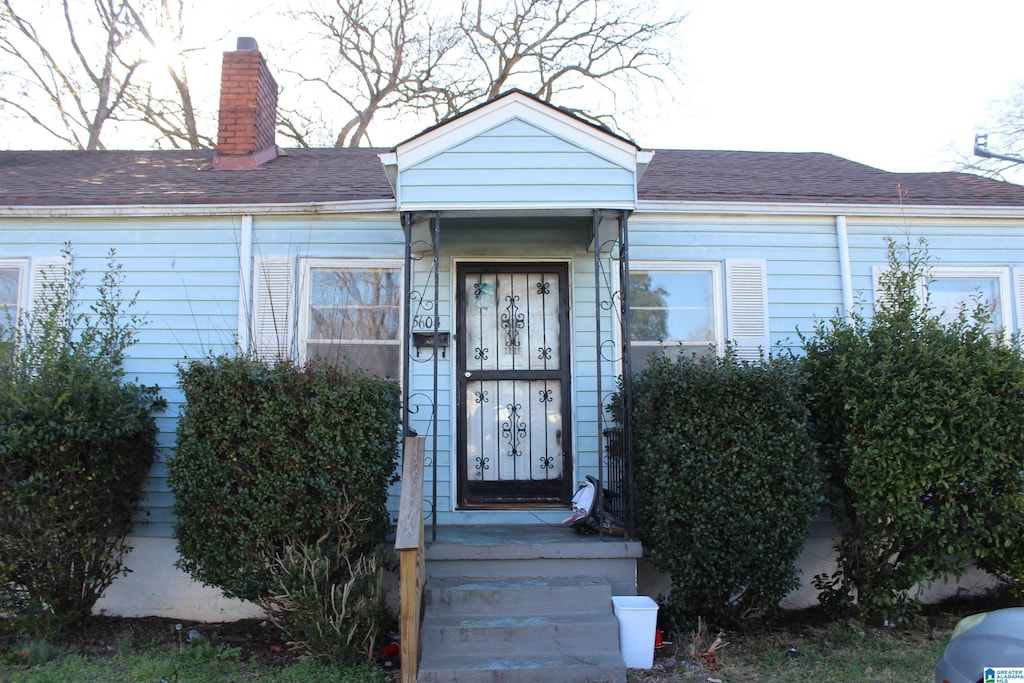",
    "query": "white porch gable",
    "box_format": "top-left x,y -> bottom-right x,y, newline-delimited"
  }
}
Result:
379,90 -> 653,212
